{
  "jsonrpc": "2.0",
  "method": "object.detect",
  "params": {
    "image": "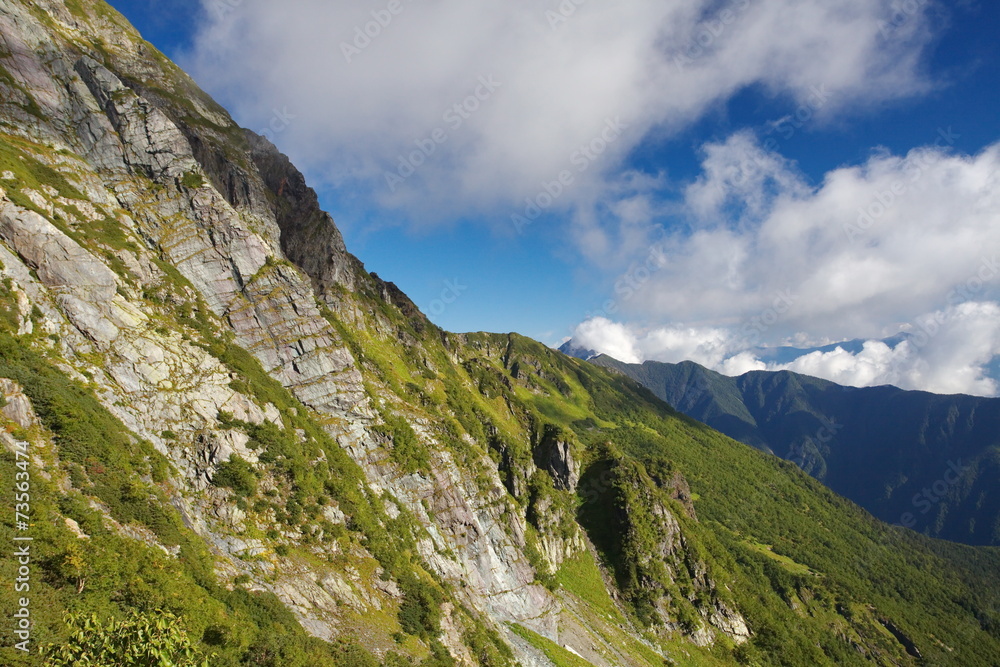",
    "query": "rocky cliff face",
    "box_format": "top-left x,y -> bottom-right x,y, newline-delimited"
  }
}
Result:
0,0 -> 553,661
2,2 -> 999,667
0,1 -> 748,663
